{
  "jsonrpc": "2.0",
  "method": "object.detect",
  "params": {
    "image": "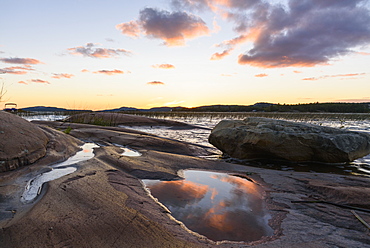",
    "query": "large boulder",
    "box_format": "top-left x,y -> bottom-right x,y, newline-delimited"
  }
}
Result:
209,117 -> 370,163
0,111 -> 49,172
0,111 -> 81,172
